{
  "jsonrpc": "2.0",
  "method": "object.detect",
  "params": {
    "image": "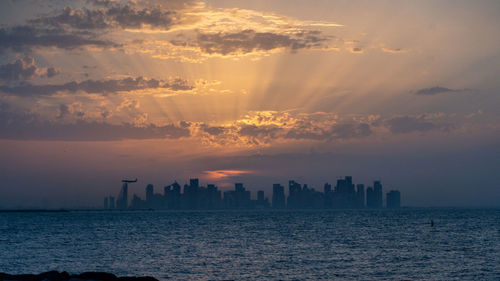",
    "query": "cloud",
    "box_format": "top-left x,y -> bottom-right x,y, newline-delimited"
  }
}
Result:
0,57 -> 59,81
381,47 -> 406,54
0,76 -> 193,96
0,106 -> 191,141
331,123 -> 372,139
30,2 -> 193,31
200,124 -> 227,136
197,111 -> 373,146
0,57 -> 37,81
46,67 -> 60,78
56,103 -> 85,120
386,115 -> 454,134
86,0 -> 117,7
171,29 -> 330,56
415,86 -> 462,96
203,170 -> 254,180
30,7 -> 109,30
349,47 -> 363,53
106,4 -> 178,29
0,25 -> 118,52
